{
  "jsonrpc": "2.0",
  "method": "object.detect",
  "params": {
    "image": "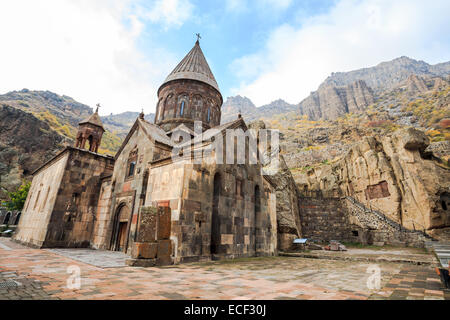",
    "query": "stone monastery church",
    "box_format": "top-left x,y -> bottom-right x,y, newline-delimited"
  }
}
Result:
13,40 -> 278,266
